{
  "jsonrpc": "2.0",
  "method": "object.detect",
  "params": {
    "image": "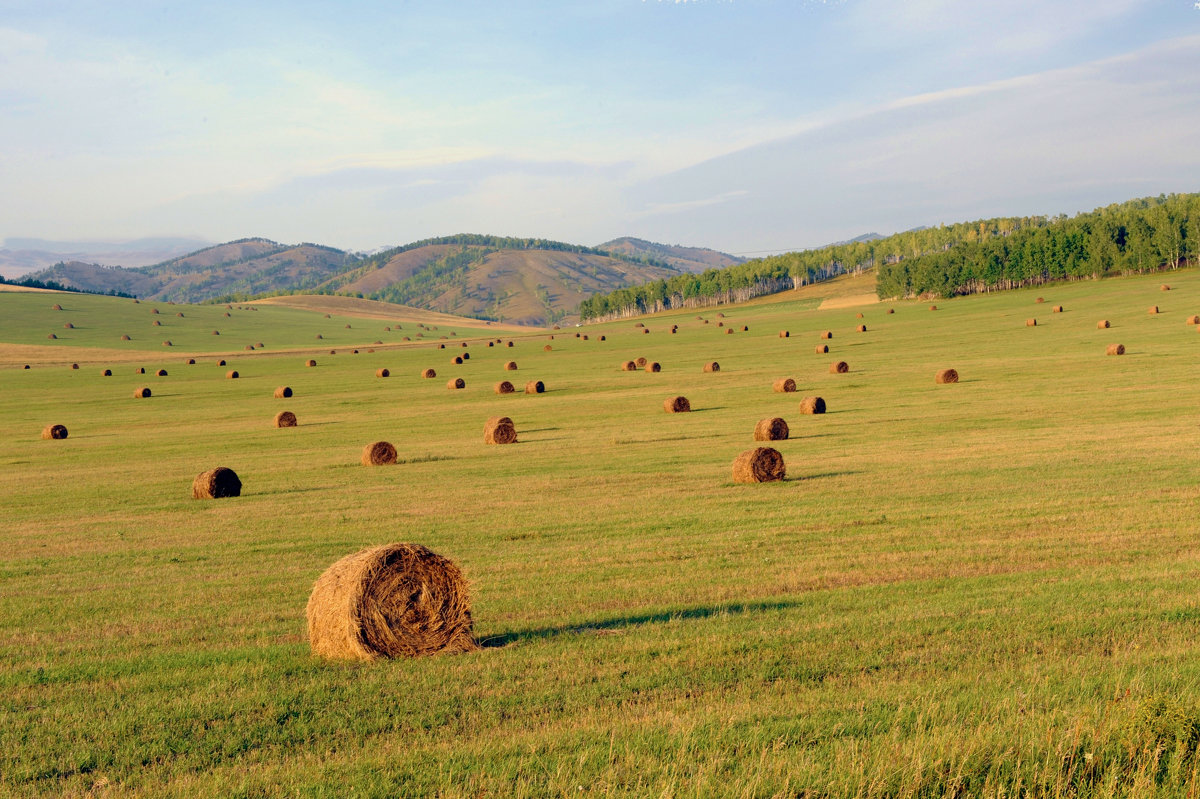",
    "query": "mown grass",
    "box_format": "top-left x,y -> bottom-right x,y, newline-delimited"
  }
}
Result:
3,273 -> 1200,797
